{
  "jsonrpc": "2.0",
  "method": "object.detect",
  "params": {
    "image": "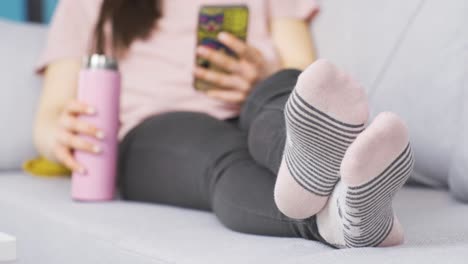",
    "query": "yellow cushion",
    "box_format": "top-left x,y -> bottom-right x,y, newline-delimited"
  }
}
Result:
23,157 -> 71,178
